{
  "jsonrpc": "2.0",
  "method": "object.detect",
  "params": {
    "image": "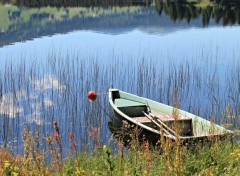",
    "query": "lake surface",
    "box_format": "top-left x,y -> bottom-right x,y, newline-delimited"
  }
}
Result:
0,1 -> 240,155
